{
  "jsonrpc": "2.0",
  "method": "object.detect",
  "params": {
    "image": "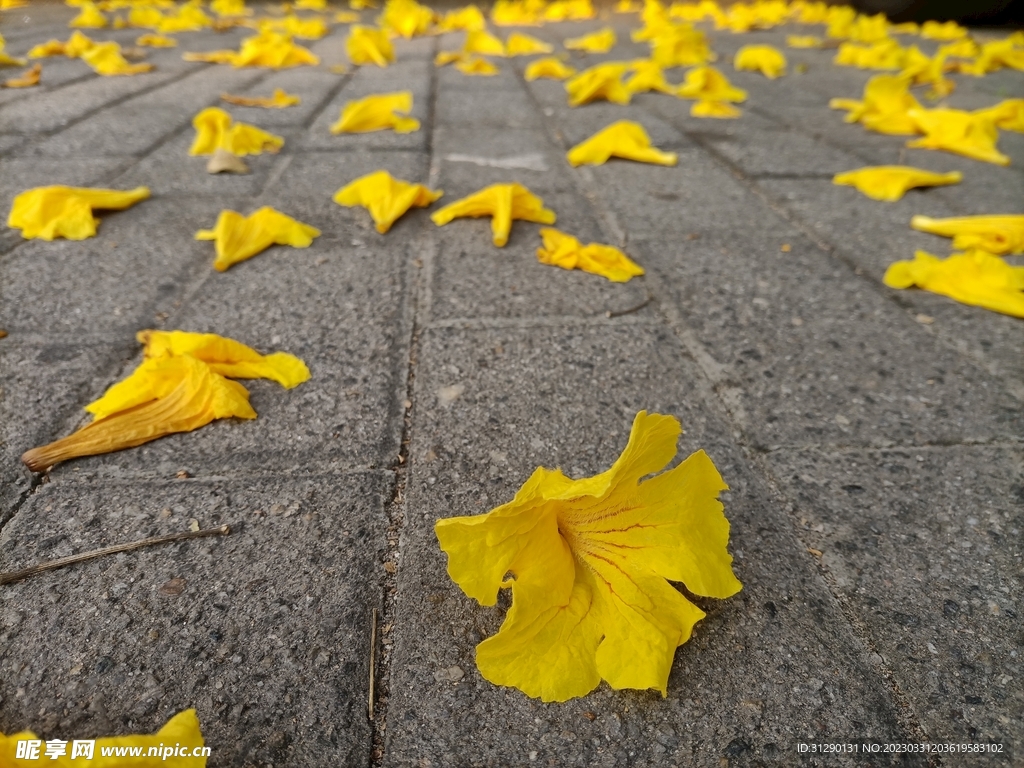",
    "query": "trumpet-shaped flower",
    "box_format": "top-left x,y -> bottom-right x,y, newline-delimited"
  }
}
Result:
648,23 -> 715,67
906,108 -> 1009,166
675,65 -> 746,102
233,30 -> 319,67
734,44 -> 786,78
435,49 -> 468,67
910,214 -> 1024,255
958,38 -> 1024,76
832,166 -> 962,201
256,15 -> 331,40
8,185 -> 149,240
833,38 -> 906,70
81,41 -> 154,75
543,0 -> 595,22
899,46 -> 954,99
464,29 -> 505,56
829,74 -> 921,135
333,170 -> 442,233
436,411 -> 742,702
347,25 -> 394,66
536,227 -> 644,281
567,120 -> 677,167
564,27 -> 616,54
195,206 -> 320,271
70,1 -> 108,28
330,91 -> 419,133
691,99 -> 741,118
221,87 -> 300,107
128,5 -> 165,29
27,31 -> 93,59
920,19 -> 967,41
2,63 -> 41,88
524,56 -> 575,80
157,4 -> 212,32
786,35 -> 821,49
136,32 -> 177,46
625,59 -> 675,94
211,0 -> 252,16
490,0 -> 543,26
506,32 -> 552,56
431,182 -> 555,247
378,0 -> 435,38
335,10 -> 361,23
436,5 -> 487,32
455,56 -> 498,75
189,107 -> 284,156
2,711 -> 206,764
974,99 -> 1024,133
884,249 -> 1024,318
565,62 -> 631,107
